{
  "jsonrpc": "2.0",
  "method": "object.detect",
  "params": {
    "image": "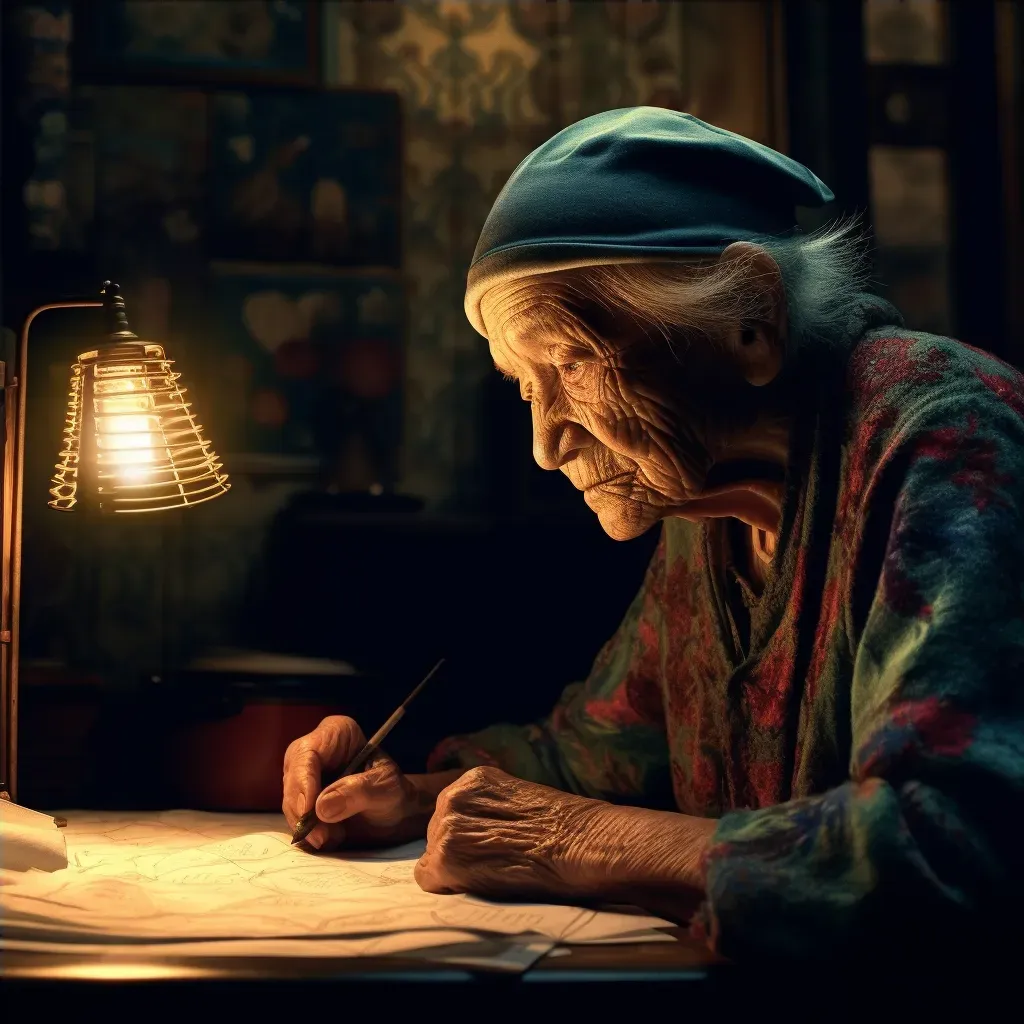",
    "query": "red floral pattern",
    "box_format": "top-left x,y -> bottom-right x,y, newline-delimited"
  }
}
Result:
915,414 -> 1012,511
975,368 -> 1024,421
856,697 -> 978,778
